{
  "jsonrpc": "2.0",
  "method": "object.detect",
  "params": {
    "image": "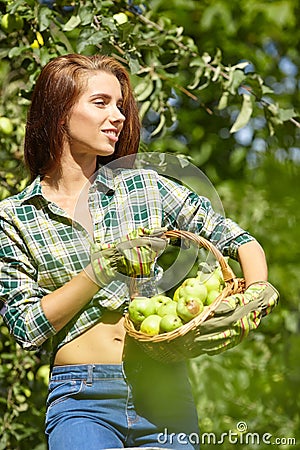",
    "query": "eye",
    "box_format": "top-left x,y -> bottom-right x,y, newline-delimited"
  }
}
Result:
94,99 -> 106,107
118,105 -> 125,115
